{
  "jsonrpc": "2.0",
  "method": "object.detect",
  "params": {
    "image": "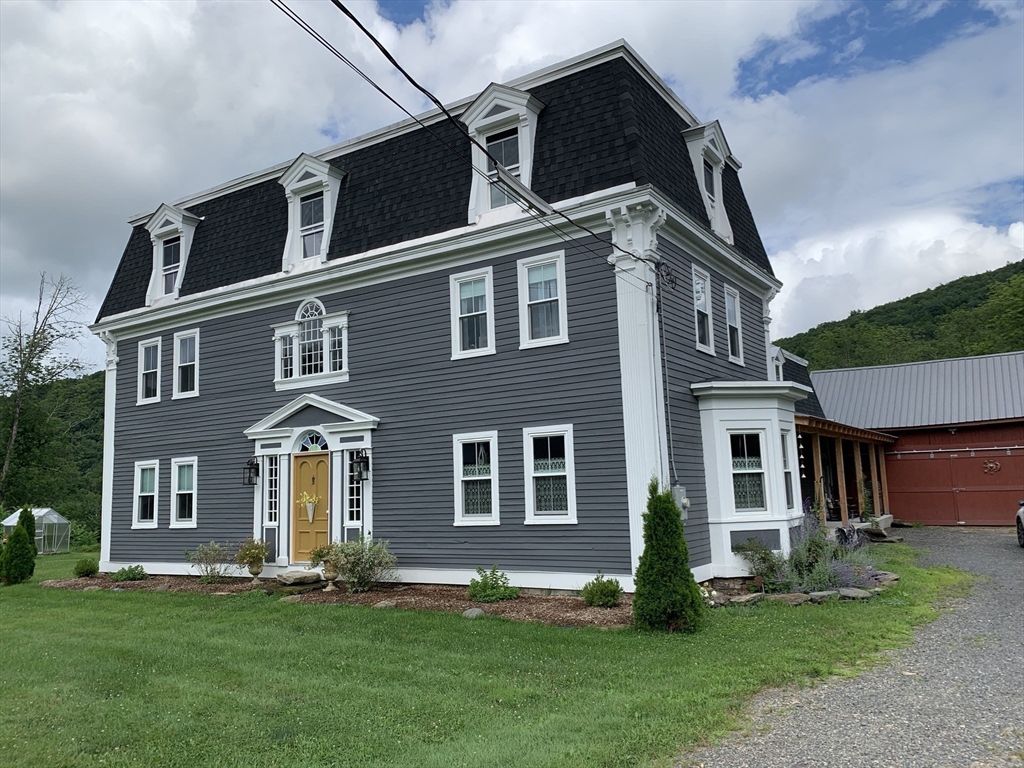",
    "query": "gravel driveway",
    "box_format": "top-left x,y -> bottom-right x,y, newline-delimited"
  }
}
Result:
681,526 -> 1024,768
